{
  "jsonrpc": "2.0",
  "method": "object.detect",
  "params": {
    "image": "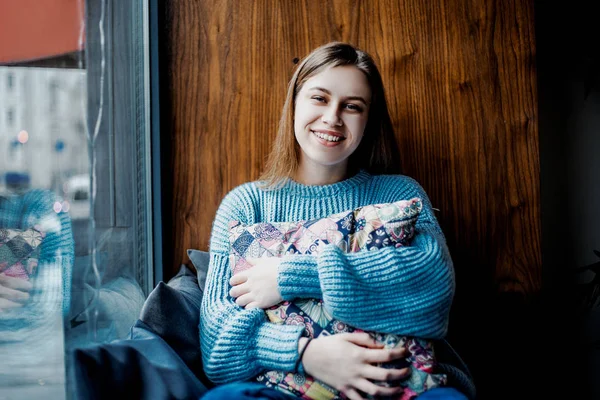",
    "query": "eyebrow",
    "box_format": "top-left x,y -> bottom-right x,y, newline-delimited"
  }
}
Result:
307,86 -> 369,105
